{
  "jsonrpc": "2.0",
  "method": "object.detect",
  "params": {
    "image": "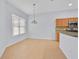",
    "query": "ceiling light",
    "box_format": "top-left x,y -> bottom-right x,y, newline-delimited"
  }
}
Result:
68,3 -> 72,7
